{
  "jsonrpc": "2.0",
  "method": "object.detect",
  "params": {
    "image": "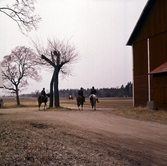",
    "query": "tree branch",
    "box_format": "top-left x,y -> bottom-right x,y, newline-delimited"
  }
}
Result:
41,55 -> 56,68
0,0 -> 41,33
